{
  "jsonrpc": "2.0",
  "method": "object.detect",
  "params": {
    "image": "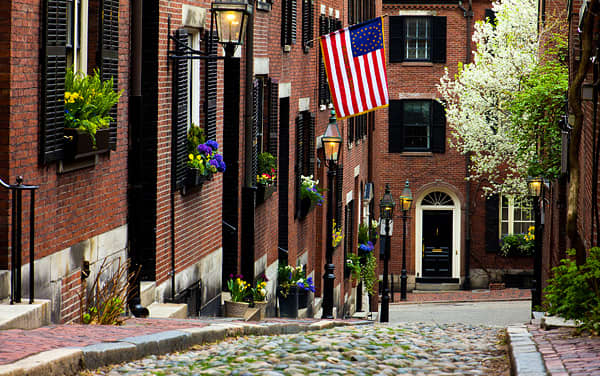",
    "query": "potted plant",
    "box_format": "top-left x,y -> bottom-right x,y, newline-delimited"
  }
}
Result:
256,152 -> 277,203
332,220 -> 343,249
499,226 -> 535,257
277,264 -> 305,318
224,274 -> 250,317
369,220 -> 380,245
299,175 -> 324,218
186,124 -> 226,187
250,276 -> 268,319
63,68 -> 121,159
296,274 -> 315,309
